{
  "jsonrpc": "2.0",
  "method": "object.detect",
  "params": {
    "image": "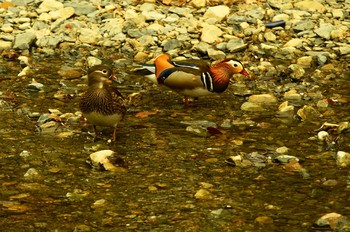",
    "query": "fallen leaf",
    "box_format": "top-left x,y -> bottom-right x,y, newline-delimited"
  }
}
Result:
135,111 -> 158,118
